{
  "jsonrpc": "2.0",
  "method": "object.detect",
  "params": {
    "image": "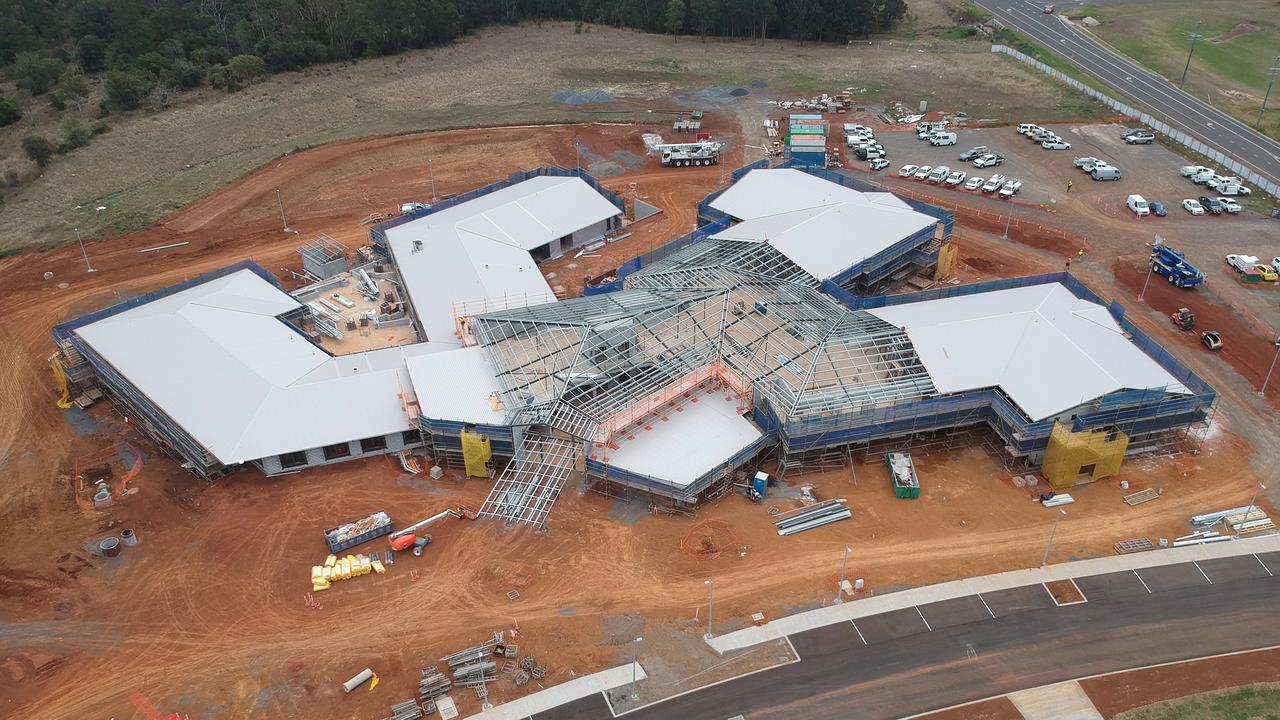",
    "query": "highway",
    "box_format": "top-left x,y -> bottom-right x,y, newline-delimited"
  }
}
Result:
535,553 -> 1280,719
974,0 -> 1280,191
